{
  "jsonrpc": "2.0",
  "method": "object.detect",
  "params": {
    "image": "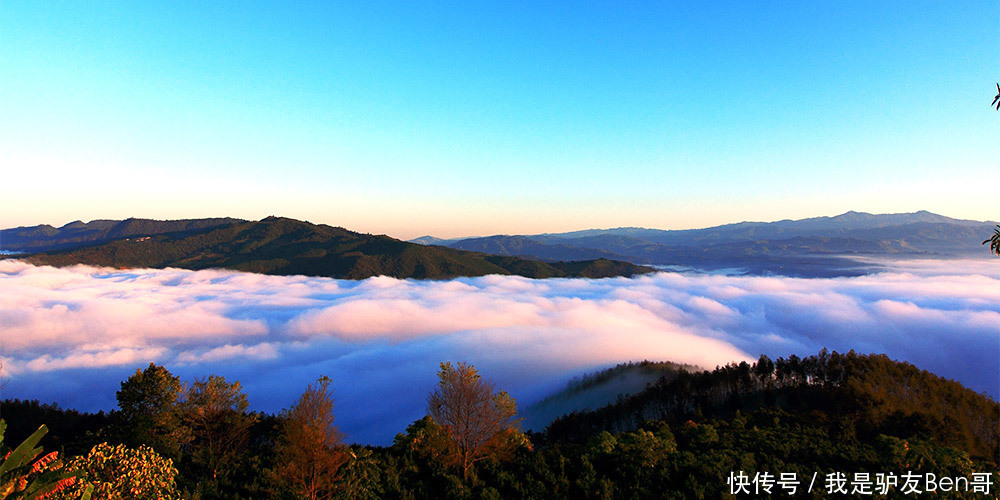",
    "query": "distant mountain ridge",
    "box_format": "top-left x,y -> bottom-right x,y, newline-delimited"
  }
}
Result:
6,211 -> 995,279
409,235 -> 462,246
450,235 -> 629,262
411,211 -> 997,277
13,217 -> 655,280
532,210 -> 991,246
1,217 -> 245,252
534,210 -> 986,240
